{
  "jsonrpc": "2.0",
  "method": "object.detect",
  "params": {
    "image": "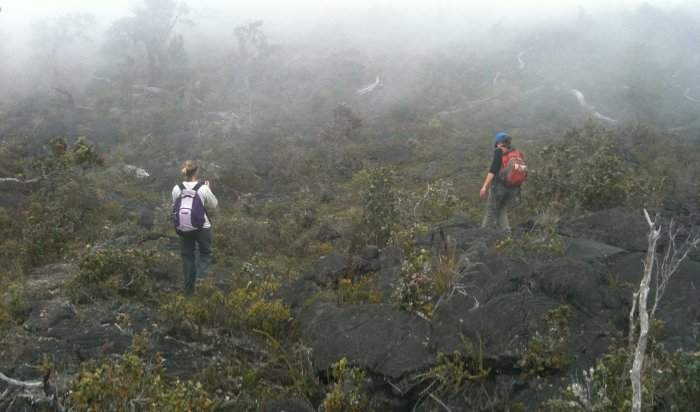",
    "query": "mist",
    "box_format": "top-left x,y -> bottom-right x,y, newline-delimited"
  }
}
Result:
1,0 -> 699,140
4,2 -> 700,410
